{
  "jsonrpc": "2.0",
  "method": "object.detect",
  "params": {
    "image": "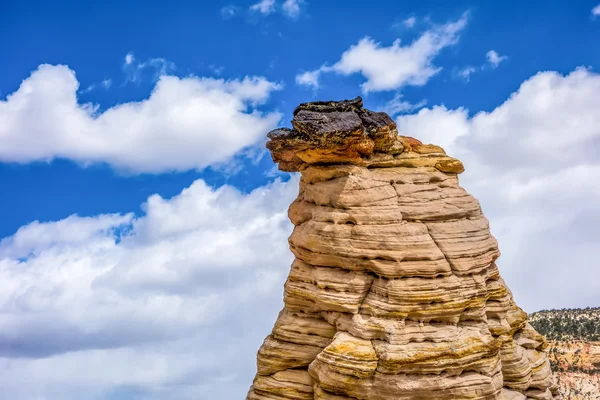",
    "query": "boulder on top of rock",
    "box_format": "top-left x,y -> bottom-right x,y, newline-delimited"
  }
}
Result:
266,97 -> 460,172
